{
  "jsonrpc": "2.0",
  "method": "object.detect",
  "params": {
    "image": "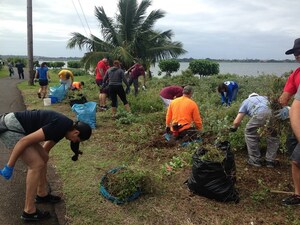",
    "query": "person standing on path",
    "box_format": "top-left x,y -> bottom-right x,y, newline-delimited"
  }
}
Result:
15,61 -> 25,79
0,109 -> 92,221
